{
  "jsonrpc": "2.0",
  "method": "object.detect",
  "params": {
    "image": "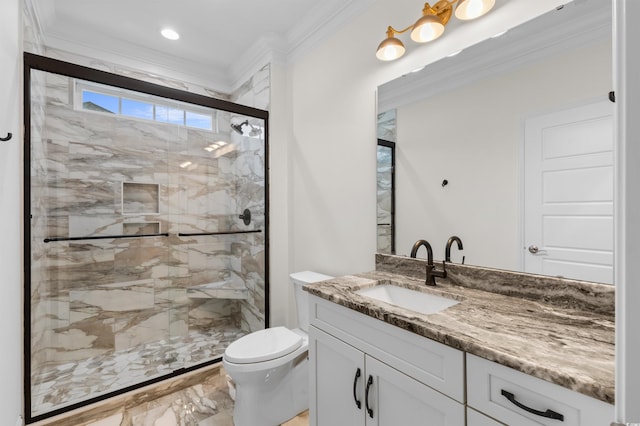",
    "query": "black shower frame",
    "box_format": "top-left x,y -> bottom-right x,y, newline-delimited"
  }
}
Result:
22,52 -> 270,424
